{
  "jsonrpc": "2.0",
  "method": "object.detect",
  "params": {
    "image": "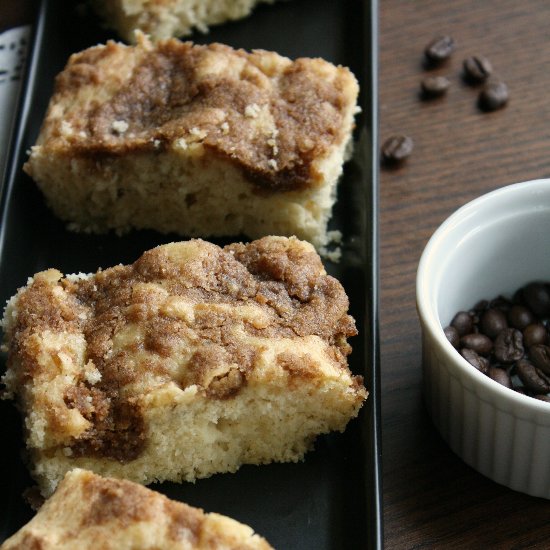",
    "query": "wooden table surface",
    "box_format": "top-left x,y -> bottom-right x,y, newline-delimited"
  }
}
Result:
380,0 -> 550,548
3,1 -> 550,548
